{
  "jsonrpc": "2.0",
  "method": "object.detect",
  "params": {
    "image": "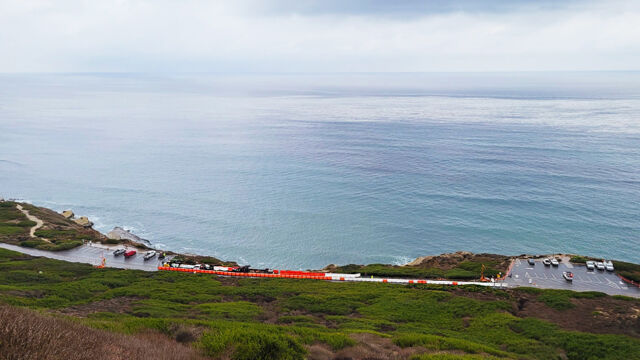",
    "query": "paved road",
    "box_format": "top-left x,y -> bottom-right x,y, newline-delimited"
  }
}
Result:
2,242 -> 639,297
0,242 -> 167,271
505,258 -> 640,298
